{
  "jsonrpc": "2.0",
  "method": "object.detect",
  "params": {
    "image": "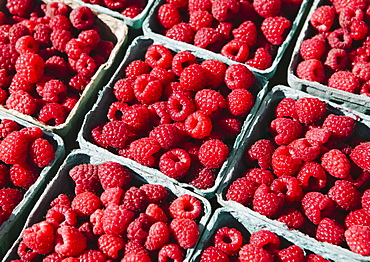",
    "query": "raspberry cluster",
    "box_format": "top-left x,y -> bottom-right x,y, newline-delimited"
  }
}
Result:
226,95 -> 370,256
90,44 -> 256,189
13,161 -> 204,261
296,0 -> 370,96
81,0 -> 148,19
0,118 -> 55,227
155,0 -> 303,70
200,228 -> 330,261
0,0 -> 115,126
